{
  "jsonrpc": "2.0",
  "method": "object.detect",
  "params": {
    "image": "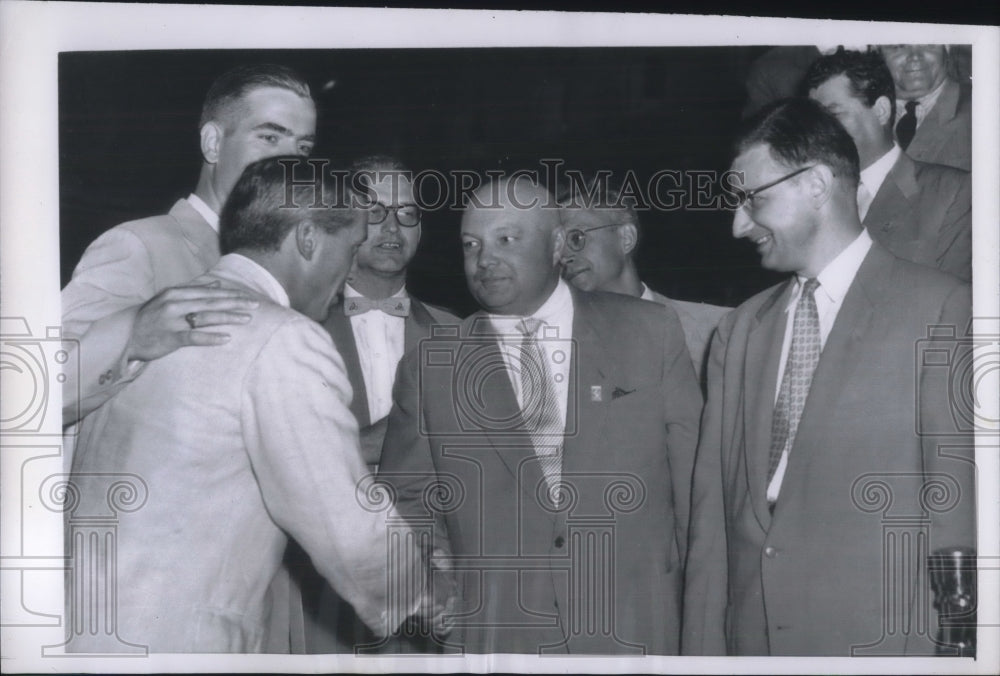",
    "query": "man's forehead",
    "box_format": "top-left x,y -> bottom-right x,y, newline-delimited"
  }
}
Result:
368,174 -> 415,203
731,143 -> 779,173
561,206 -> 626,228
